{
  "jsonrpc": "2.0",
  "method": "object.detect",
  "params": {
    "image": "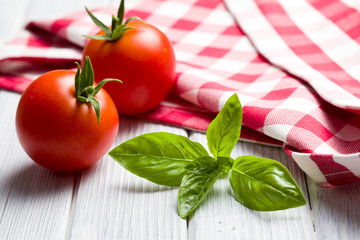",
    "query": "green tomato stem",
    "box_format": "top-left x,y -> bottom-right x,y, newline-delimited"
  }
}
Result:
80,86 -> 95,97
74,56 -> 122,123
84,0 -> 145,41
